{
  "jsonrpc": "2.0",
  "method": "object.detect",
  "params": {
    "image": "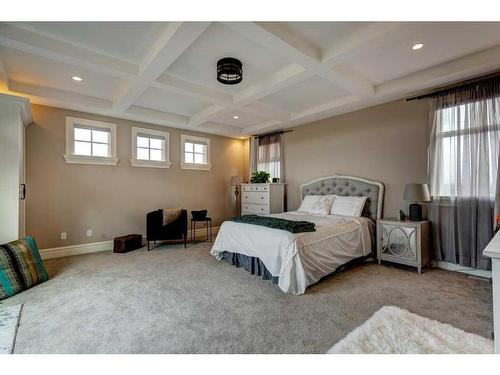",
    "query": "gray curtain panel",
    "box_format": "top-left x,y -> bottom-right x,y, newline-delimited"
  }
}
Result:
428,78 -> 500,270
257,132 -> 285,182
